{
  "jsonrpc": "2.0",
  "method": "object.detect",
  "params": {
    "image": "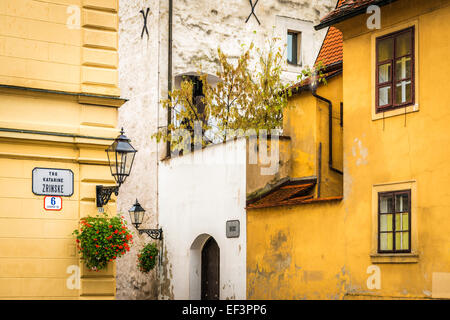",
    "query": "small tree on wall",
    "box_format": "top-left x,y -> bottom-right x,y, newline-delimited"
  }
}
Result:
153,38 -> 326,148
